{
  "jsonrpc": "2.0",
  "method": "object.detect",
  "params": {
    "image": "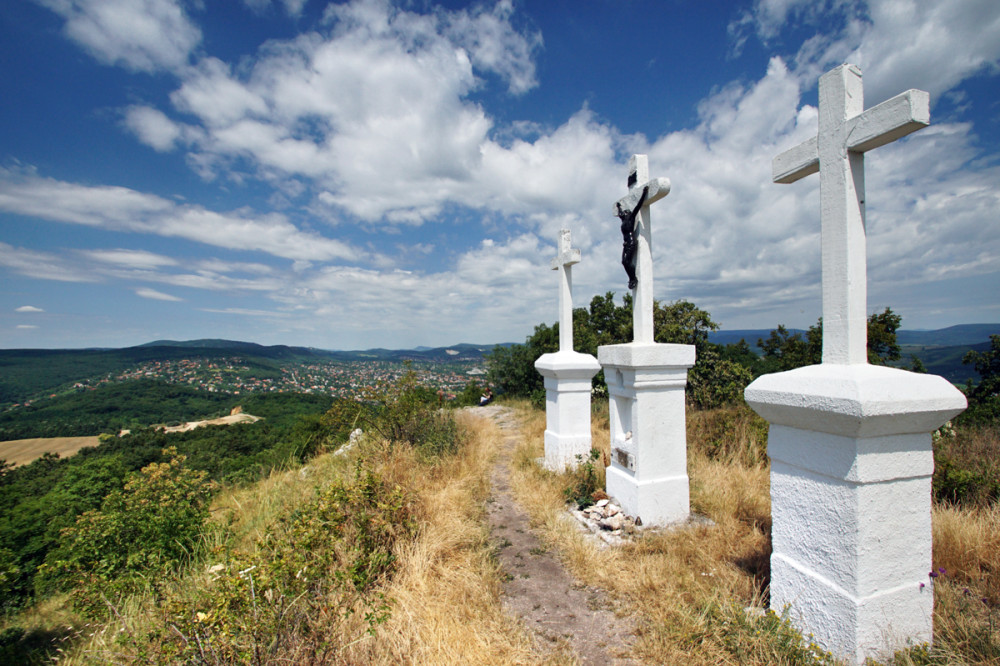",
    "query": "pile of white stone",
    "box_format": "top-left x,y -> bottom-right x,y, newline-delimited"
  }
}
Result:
570,498 -> 640,545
